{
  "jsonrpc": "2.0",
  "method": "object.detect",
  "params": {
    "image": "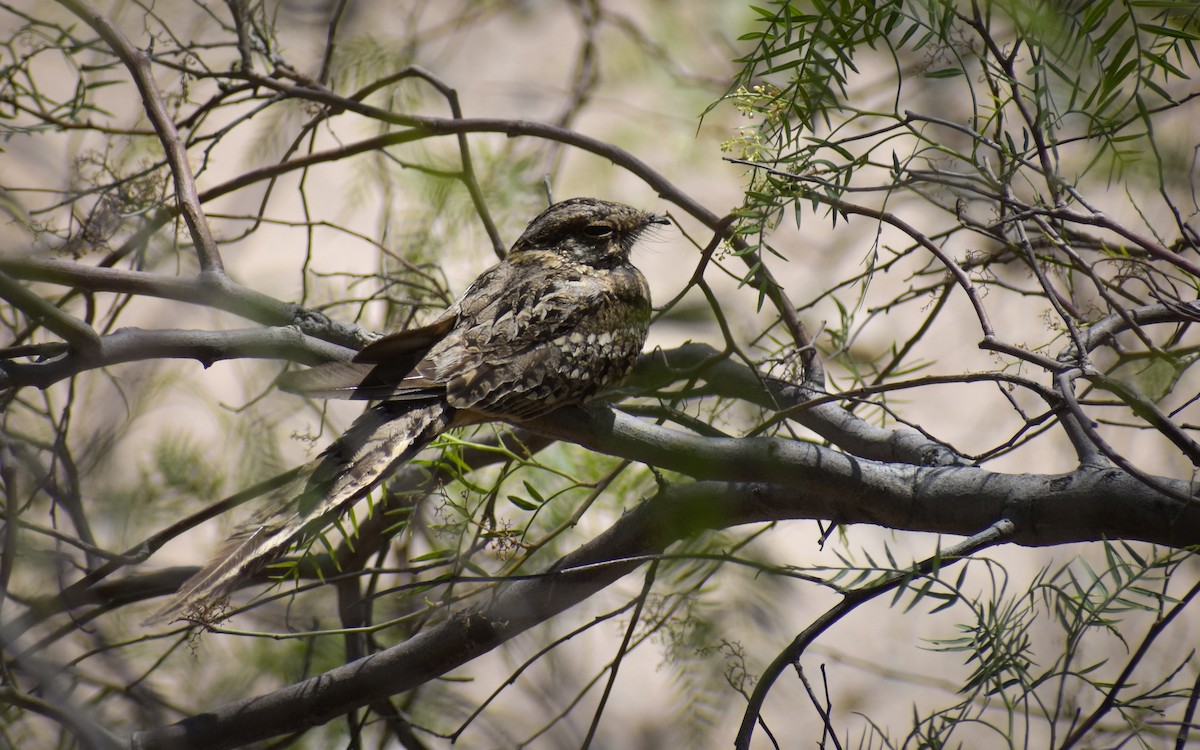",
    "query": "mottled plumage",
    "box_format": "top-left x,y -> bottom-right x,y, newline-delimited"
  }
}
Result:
148,198 -> 664,624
